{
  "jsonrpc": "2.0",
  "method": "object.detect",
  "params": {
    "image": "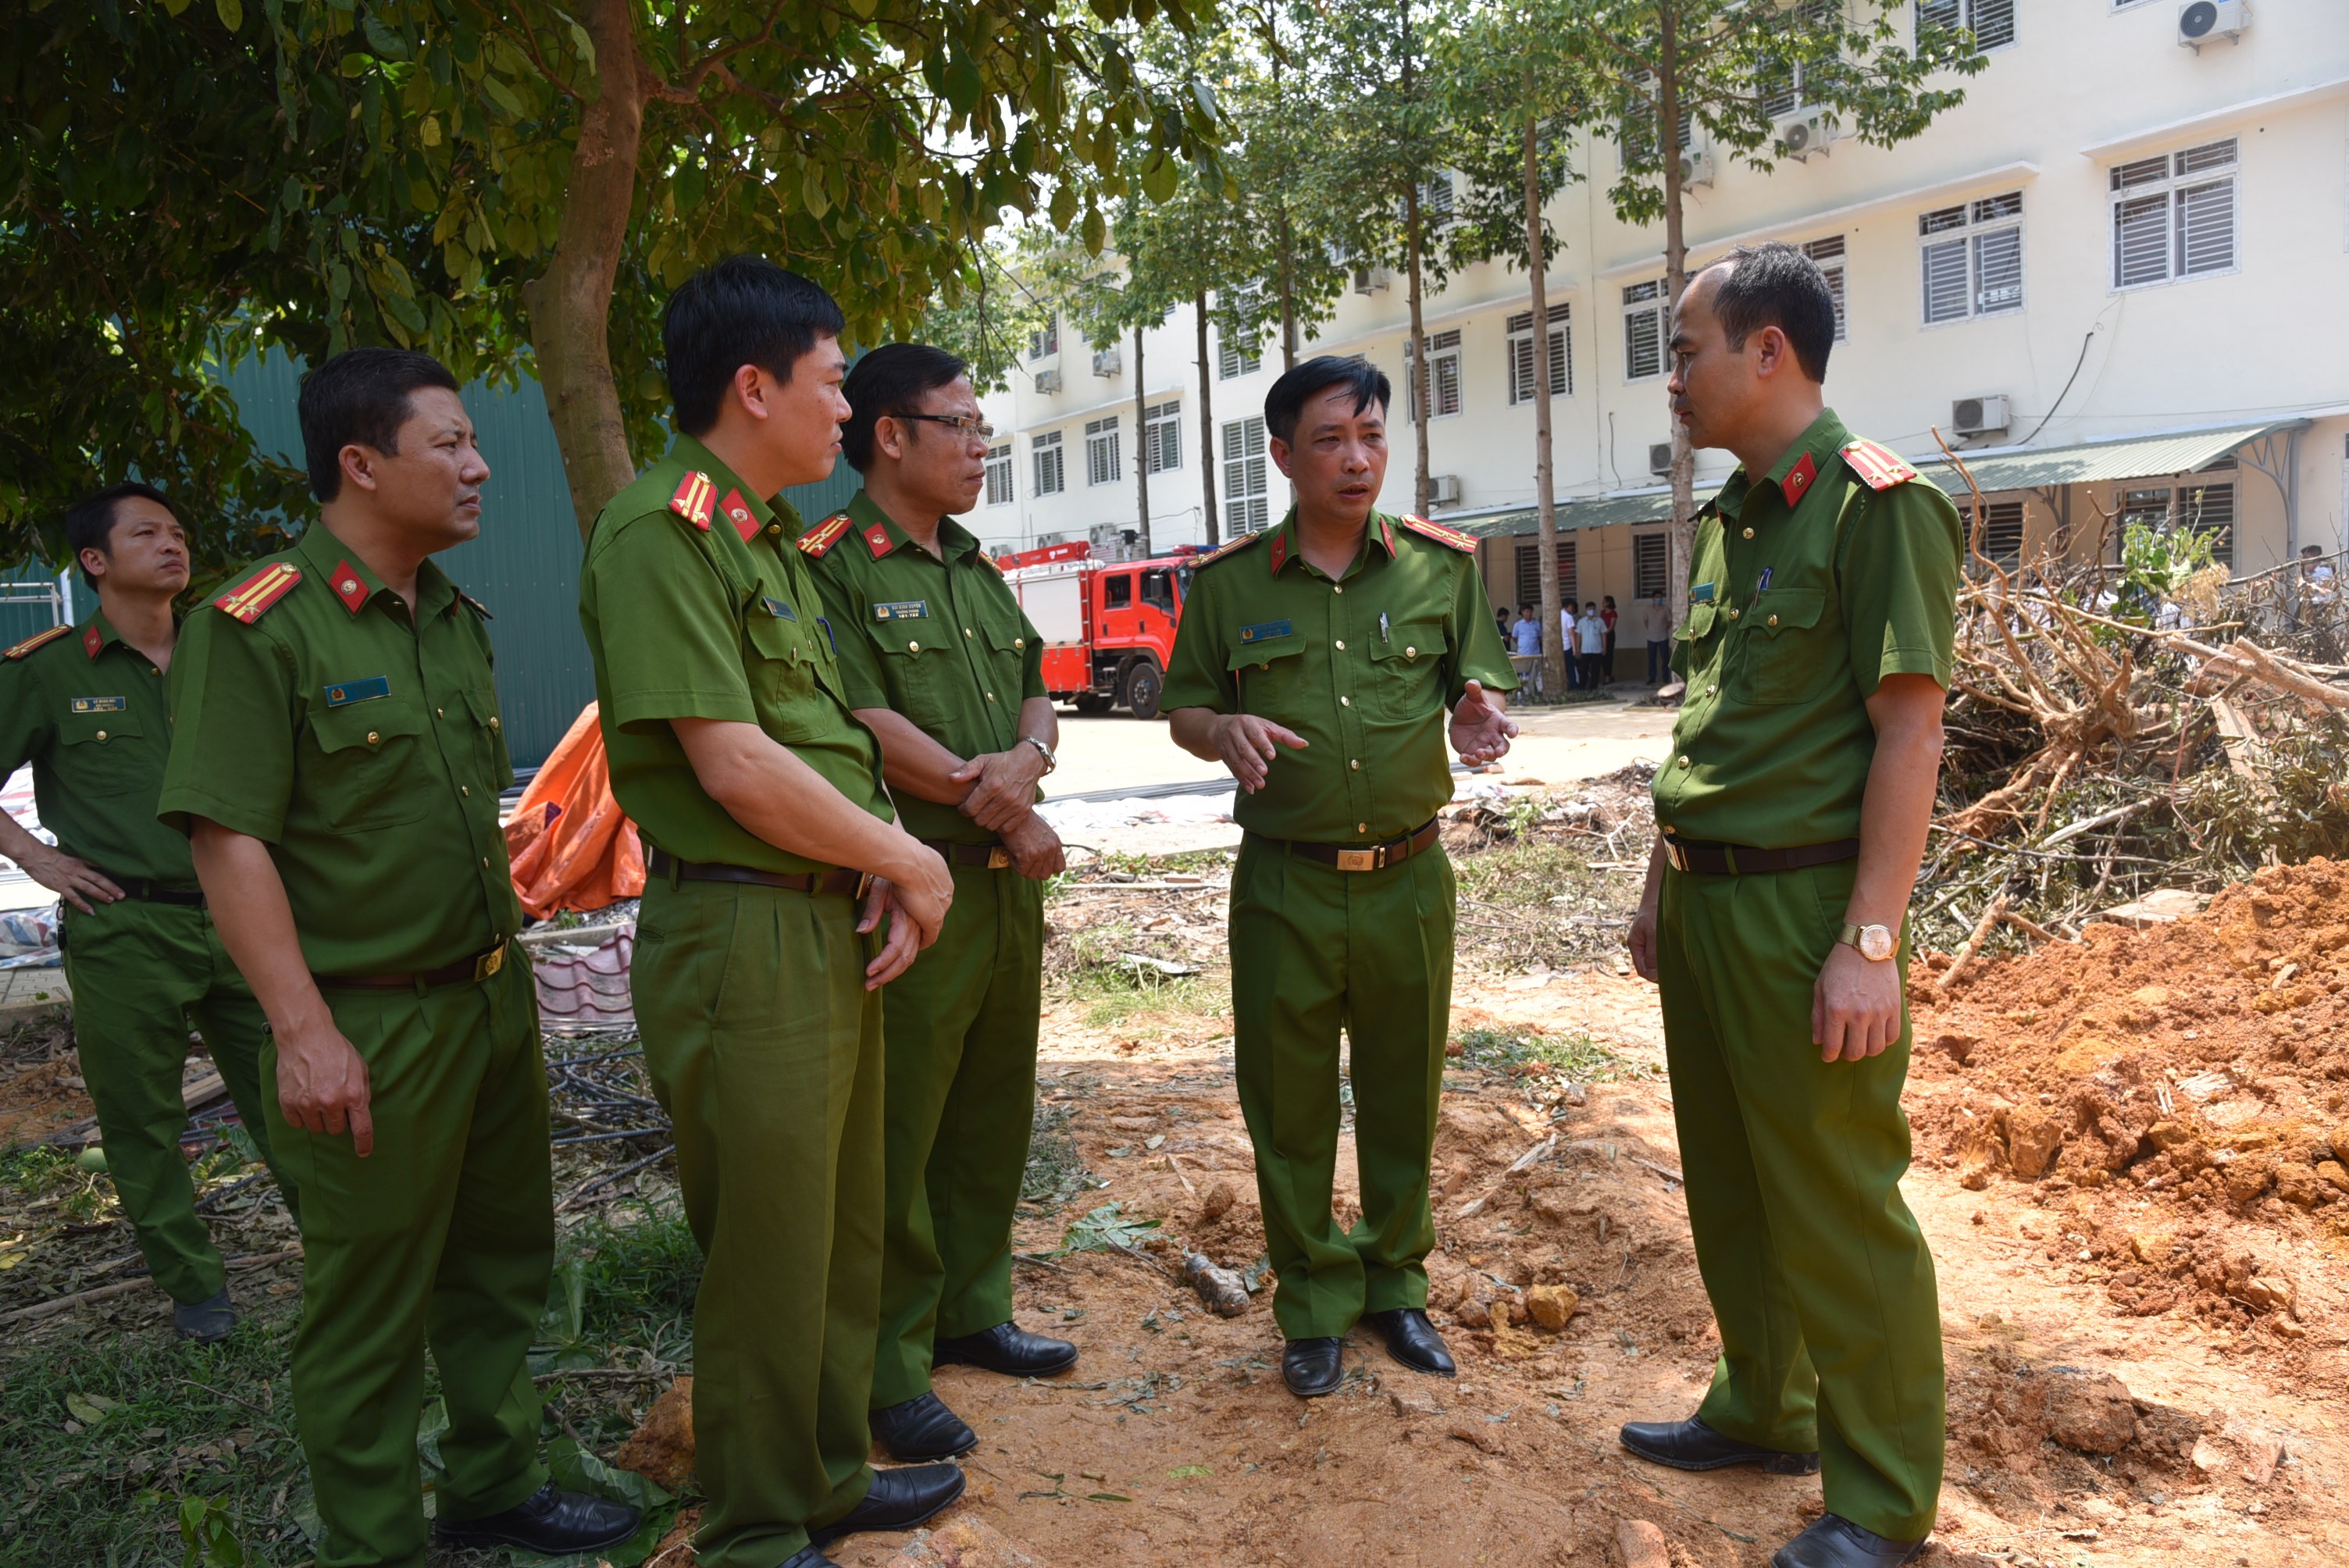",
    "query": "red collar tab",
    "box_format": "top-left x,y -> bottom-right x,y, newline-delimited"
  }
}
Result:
81,624 -> 104,658
863,520 -> 895,558
668,471 -> 716,530
1780,451 -> 1818,504
1267,529 -> 1290,573
1378,518 -> 1398,556
1839,438 -> 1919,491
328,561 -> 370,616
718,488 -> 758,542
